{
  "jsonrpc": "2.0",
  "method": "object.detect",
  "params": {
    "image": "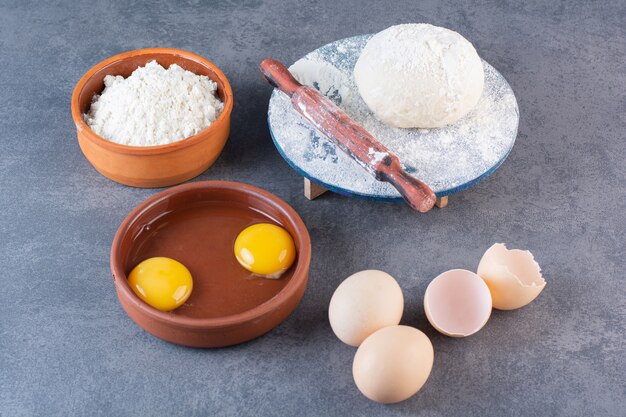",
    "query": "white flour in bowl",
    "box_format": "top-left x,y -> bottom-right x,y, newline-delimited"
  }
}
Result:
83,60 -> 224,146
